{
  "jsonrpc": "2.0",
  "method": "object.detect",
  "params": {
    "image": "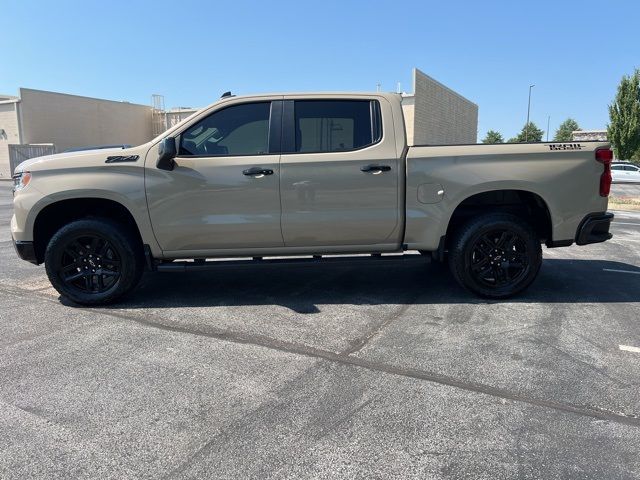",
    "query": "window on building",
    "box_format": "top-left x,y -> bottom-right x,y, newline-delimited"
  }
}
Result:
294,100 -> 381,153
180,102 -> 270,156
